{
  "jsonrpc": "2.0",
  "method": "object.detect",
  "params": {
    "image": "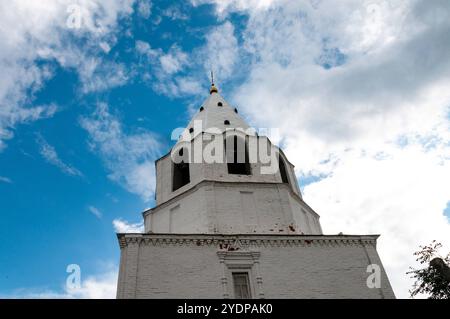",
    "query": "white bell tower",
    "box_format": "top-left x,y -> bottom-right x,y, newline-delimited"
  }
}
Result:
116,82 -> 395,299
144,82 -> 322,236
